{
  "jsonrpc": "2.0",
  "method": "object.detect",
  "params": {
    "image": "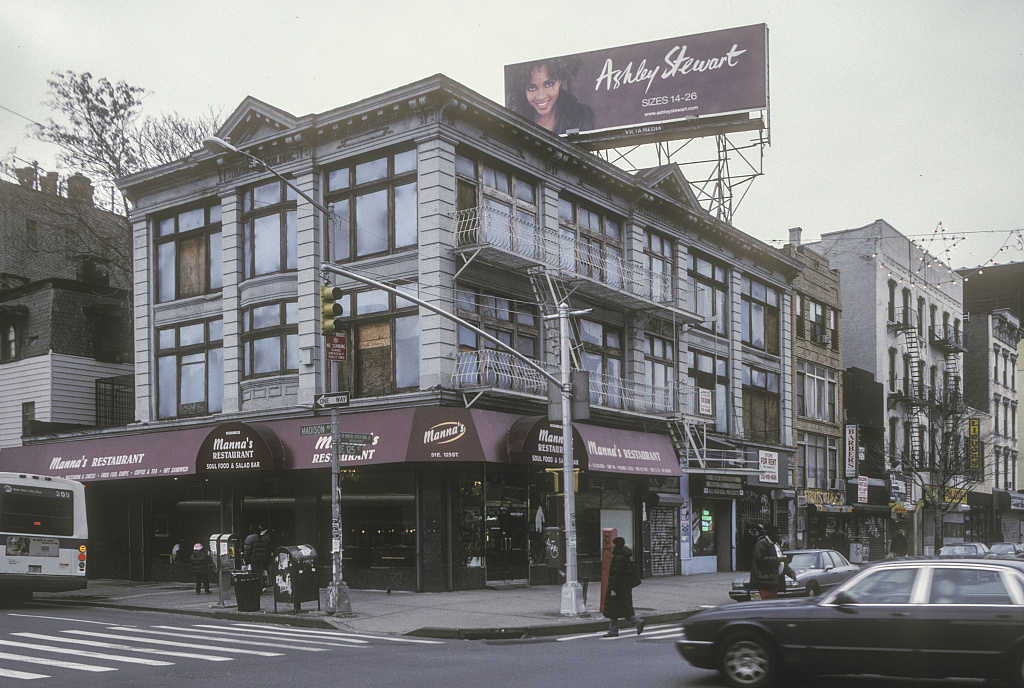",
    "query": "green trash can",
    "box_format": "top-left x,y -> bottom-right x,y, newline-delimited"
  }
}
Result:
232,571 -> 261,612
